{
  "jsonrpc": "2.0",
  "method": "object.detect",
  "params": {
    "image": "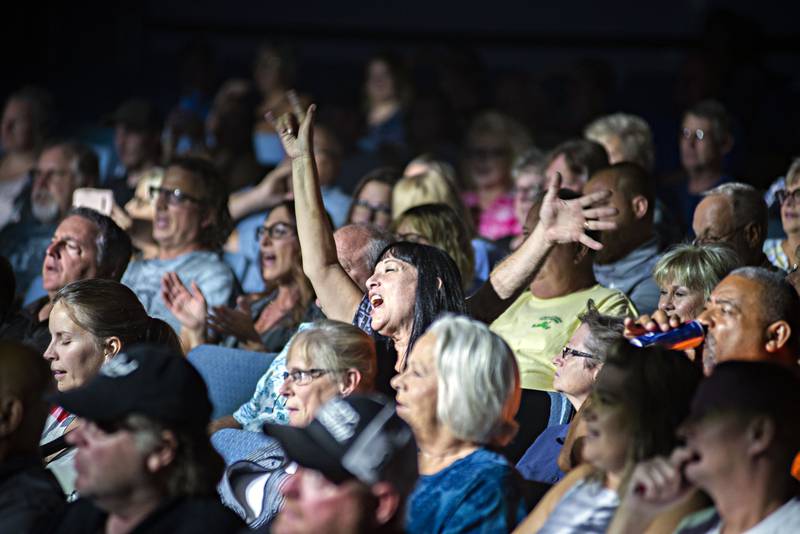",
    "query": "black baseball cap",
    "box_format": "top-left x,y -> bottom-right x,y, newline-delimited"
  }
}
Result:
686,360 -> 800,424
103,98 -> 162,132
264,395 -> 418,494
50,343 -> 212,430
